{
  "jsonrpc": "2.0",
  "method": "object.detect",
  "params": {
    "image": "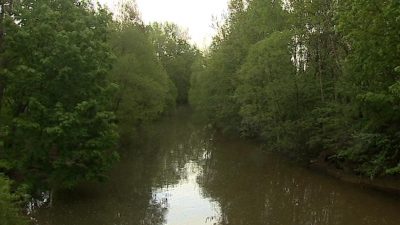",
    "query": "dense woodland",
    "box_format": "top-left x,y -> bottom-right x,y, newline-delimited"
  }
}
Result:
0,0 -> 399,223
190,0 -> 400,177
